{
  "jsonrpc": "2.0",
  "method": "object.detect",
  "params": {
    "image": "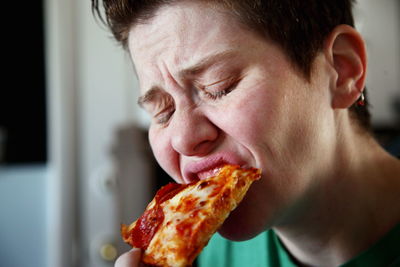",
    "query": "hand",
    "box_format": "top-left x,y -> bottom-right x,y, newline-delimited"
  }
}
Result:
115,248 -> 145,267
